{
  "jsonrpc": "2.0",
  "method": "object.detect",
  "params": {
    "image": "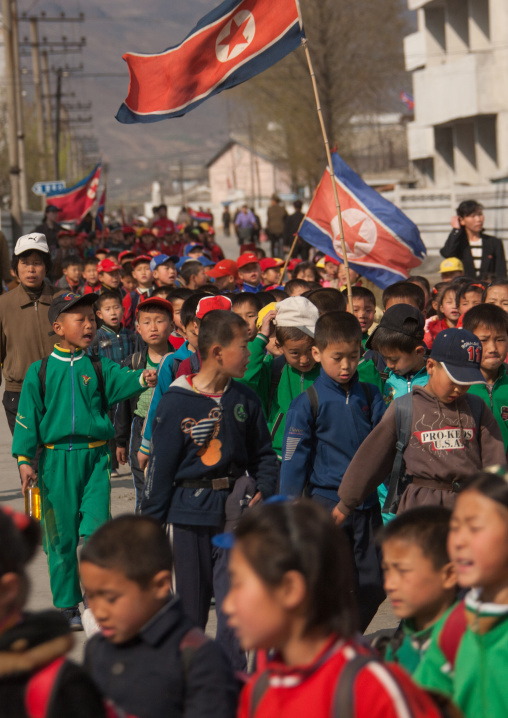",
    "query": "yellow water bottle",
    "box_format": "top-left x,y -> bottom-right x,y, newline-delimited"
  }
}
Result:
25,480 -> 41,521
